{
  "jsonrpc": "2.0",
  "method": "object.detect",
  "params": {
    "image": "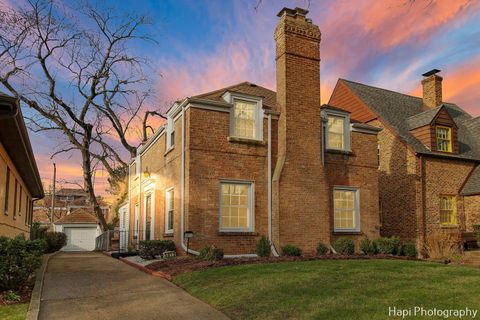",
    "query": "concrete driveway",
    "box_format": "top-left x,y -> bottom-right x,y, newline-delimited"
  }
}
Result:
39,252 -> 229,320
